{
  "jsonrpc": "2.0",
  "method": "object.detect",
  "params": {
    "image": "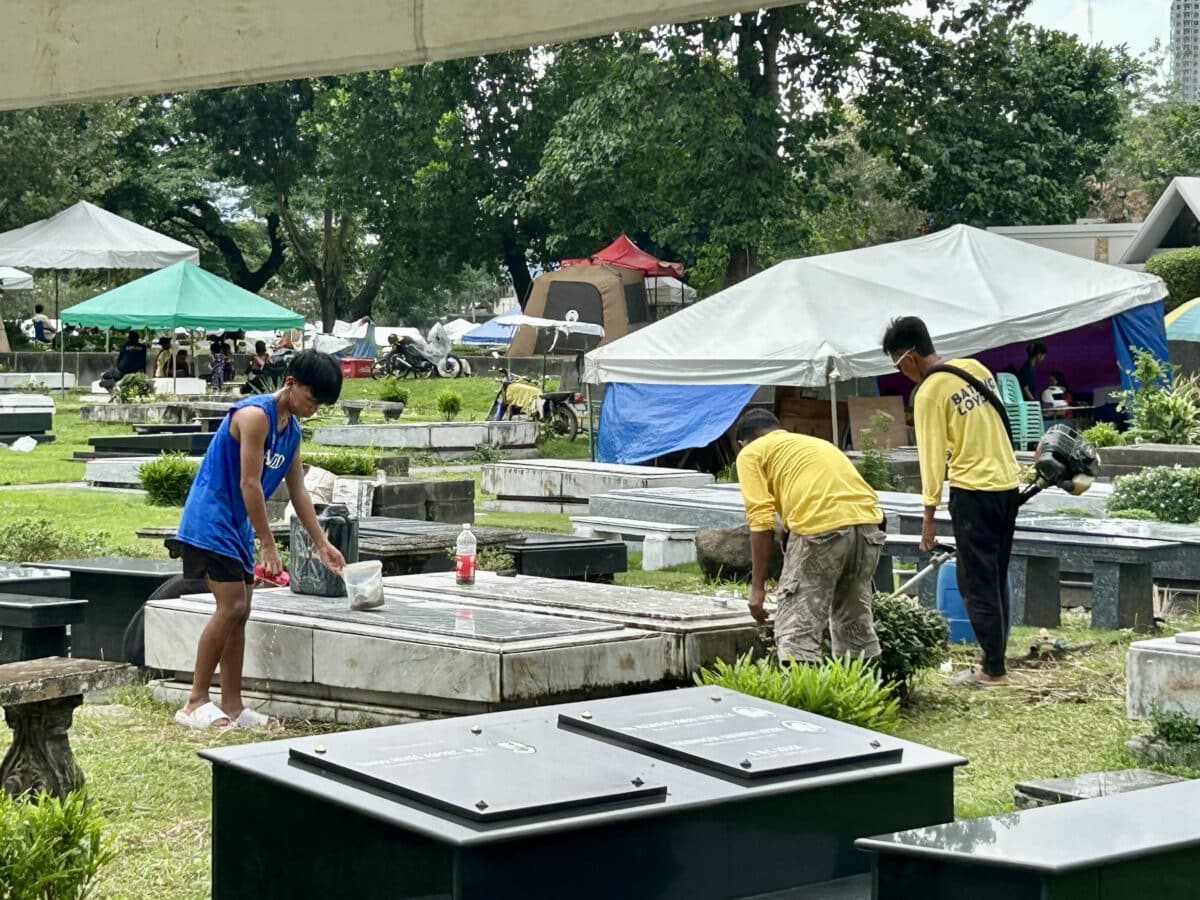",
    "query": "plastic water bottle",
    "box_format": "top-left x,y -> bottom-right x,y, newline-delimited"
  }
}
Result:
455,523 -> 477,586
